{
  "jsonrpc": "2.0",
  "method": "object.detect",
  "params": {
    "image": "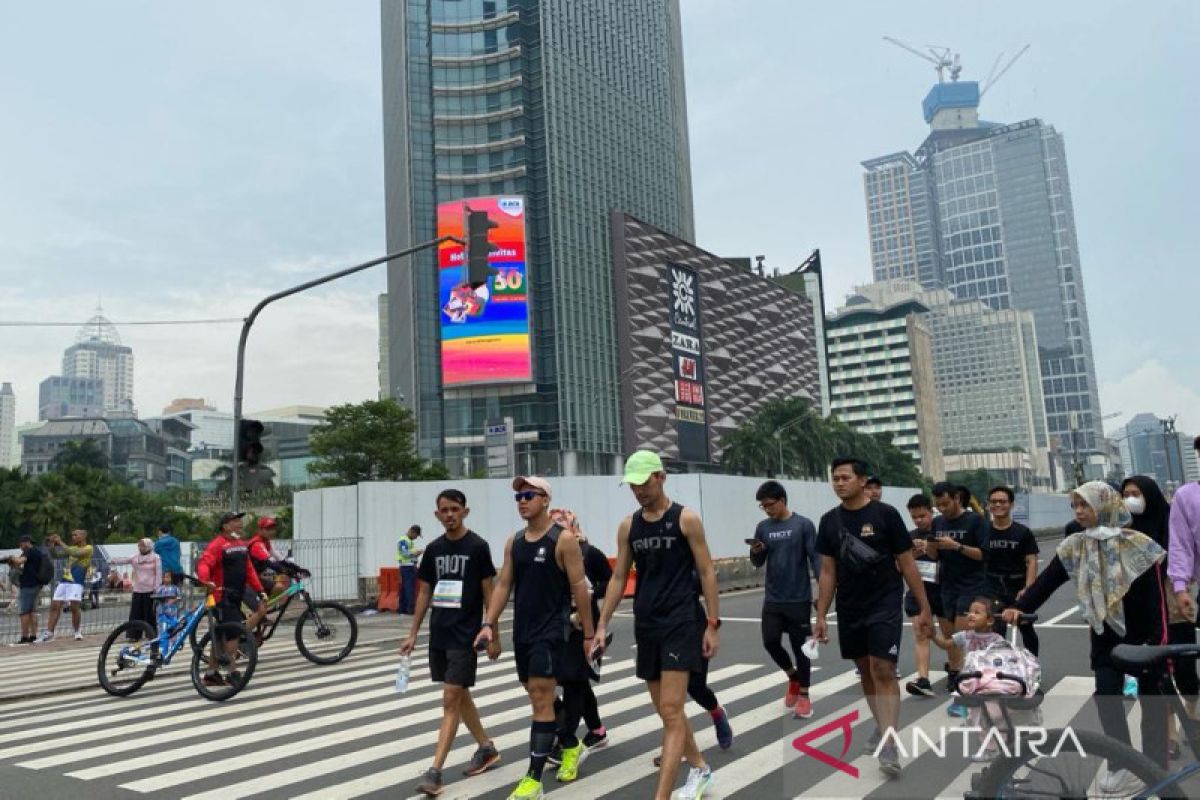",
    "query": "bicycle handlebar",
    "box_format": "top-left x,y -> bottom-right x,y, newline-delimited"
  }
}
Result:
994,612 -> 1038,623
